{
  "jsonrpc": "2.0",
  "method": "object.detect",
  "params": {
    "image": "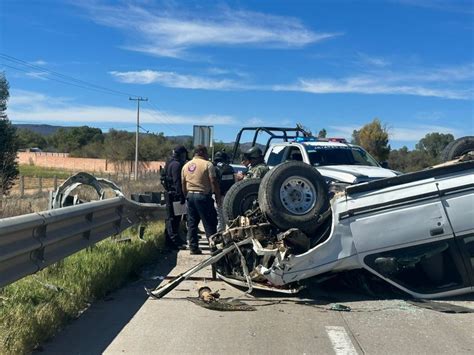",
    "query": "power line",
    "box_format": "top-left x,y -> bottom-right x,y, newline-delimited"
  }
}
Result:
2,63 -> 132,98
1,54 -> 187,139
0,53 -> 140,98
144,101 -> 183,136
